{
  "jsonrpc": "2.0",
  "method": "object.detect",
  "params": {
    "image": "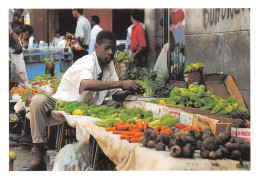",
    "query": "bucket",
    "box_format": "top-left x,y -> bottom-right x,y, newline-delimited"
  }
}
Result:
45,63 -> 55,76
115,61 -> 132,77
184,70 -> 205,86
